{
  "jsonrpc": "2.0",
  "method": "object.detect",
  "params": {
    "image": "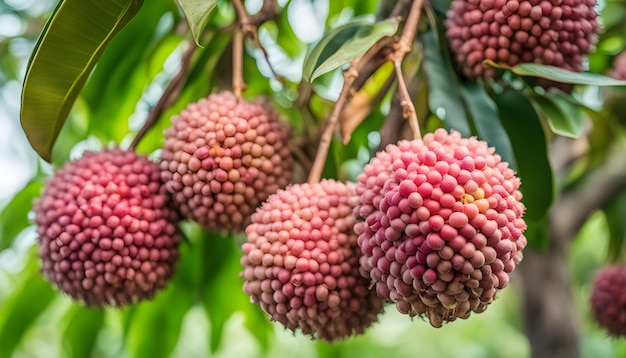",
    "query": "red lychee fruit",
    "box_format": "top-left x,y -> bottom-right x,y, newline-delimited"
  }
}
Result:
355,128 -> 527,327
33,148 -> 181,307
590,265 -> 626,337
241,179 -> 383,341
446,0 -> 600,84
160,91 -> 293,233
